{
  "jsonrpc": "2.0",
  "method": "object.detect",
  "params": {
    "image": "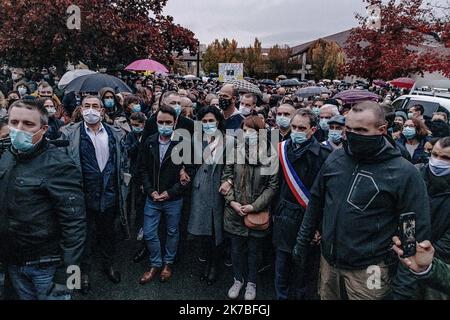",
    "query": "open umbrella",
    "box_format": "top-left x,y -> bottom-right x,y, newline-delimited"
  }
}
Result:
280,79 -> 301,87
58,69 -> 96,89
184,75 -> 201,81
333,89 -> 380,104
125,59 -> 169,73
260,79 -> 276,86
389,77 -> 415,89
296,86 -> 331,98
64,73 -> 132,94
226,79 -> 263,98
373,79 -> 388,87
